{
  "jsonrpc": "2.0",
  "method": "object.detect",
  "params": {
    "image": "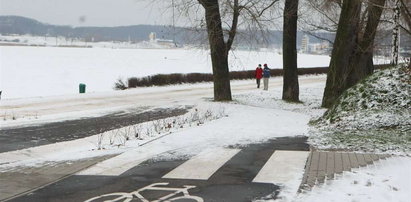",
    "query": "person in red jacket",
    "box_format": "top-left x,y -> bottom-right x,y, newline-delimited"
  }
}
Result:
255,64 -> 263,88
